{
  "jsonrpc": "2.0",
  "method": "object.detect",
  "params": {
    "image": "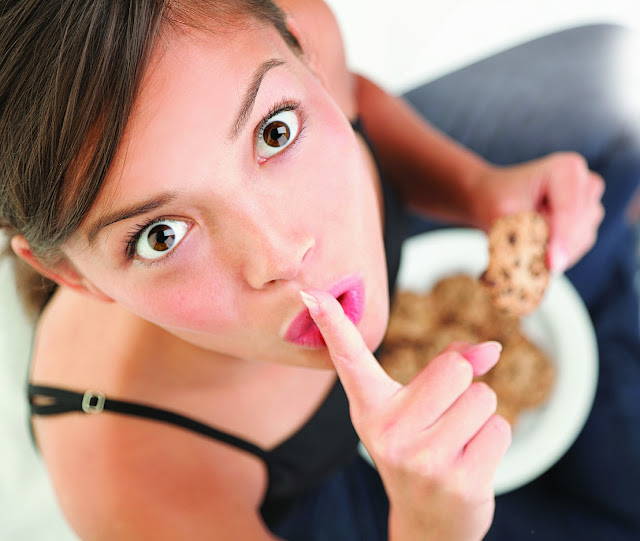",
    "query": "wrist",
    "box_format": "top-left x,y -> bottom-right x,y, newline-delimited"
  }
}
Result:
455,156 -> 496,228
388,506 -> 435,541
388,507 -> 485,541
